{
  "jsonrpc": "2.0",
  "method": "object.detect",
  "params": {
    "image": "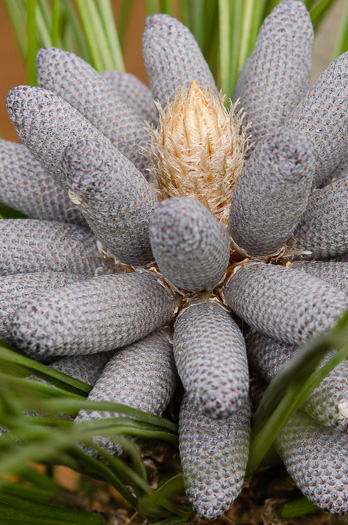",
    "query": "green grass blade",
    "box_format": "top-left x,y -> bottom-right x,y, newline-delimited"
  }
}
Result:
96,0 -> 124,71
32,398 -> 178,432
185,0 -> 205,50
230,0 -> 243,97
0,482 -> 56,506
17,465 -> 62,491
0,344 -> 91,395
0,369 -> 177,433
0,202 -> 26,219
178,0 -> 189,26
26,0 -> 38,85
252,309 -> 348,436
138,474 -> 190,520
238,0 -> 263,72
75,0 -> 106,71
69,418 -> 178,445
309,0 -> 336,28
260,0 -> 275,19
71,449 -> 138,507
117,0 -> 134,49
160,0 -> 175,16
60,0 -> 91,61
0,427 -> 137,509
4,0 -> 27,59
0,489 -> 104,524
146,0 -> 160,15
280,496 -> 319,518
305,0 -> 319,11
109,435 -> 147,481
37,0 -> 51,30
332,0 -> 348,58
247,329 -> 348,474
201,1 -> 219,58
36,0 -> 53,47
218,0 -> 232,97
51,0 -> 59,47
